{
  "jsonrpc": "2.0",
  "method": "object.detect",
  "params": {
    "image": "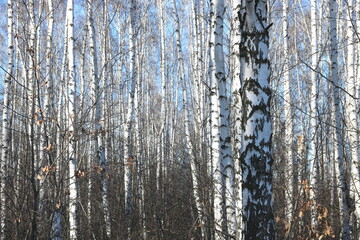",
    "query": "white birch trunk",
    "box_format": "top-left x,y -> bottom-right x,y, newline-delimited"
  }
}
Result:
66,0 -> 78,238
282,0 -> 295,232
214,0 -> 236,237
309,0 -> 319,231
28,0 -> 39,237
172,1 -> 205,238
157,0 -> 166,200
38,0 -> 54,218
346,0 -> 360,222
87,0 -> 98,234
239,0 -> 274,238
330,1 -> 350,238
100,1 -> 111,237
1,0 -> 14,238
124,0 -> 137,235
230,1 -> 242,237
209,0 -> 223,237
